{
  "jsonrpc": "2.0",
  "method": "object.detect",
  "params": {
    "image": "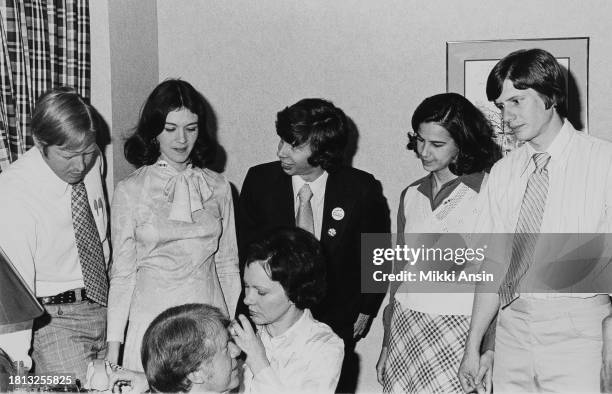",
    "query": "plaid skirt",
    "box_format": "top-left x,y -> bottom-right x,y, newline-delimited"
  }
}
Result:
383,300 -> 470,393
